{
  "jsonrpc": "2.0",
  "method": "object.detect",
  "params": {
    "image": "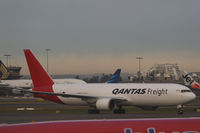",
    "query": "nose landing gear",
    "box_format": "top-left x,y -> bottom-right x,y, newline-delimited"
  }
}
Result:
177,105 -> 184,115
